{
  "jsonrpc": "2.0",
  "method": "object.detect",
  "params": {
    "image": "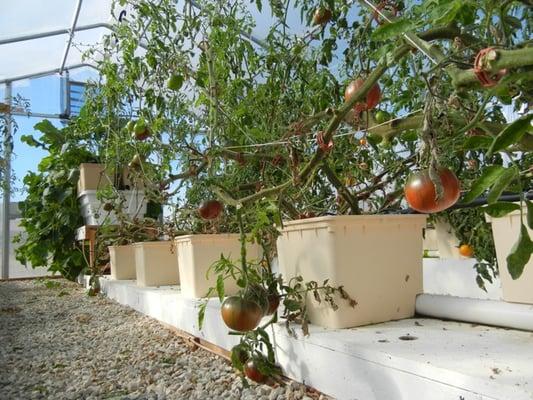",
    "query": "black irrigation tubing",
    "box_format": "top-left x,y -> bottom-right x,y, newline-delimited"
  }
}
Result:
401,192 -> 533,214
